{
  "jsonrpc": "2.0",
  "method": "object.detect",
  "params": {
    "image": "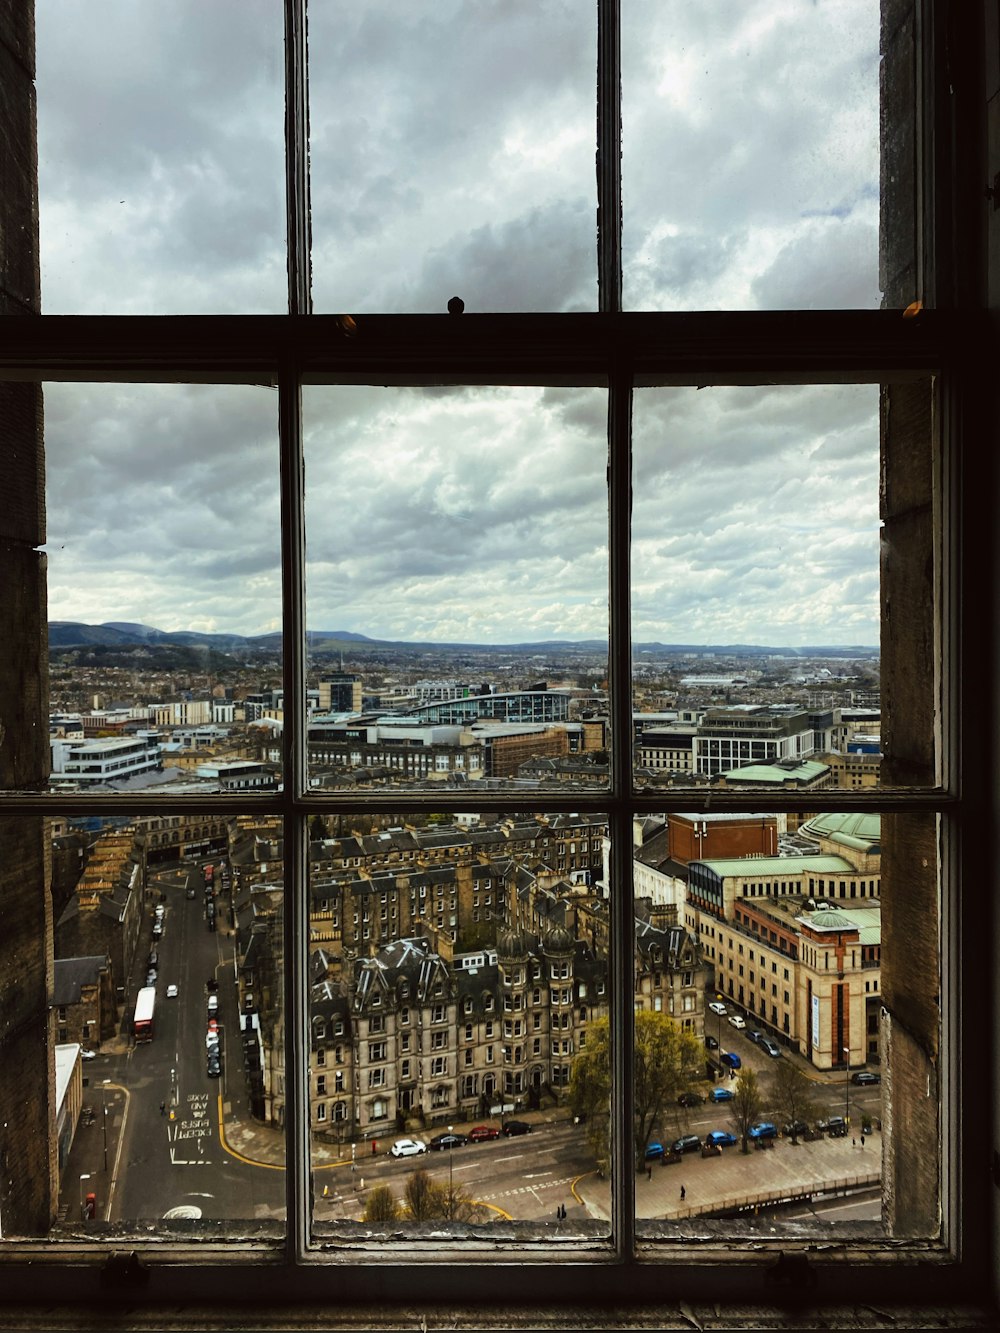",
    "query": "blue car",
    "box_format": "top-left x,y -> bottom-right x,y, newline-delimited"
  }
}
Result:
748,1121 -> 778,1140
705,1130 -> 738,1148
720,1051 -> 741,1070
709,1086 -> 734,1102
644,1141 -> 664,1159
